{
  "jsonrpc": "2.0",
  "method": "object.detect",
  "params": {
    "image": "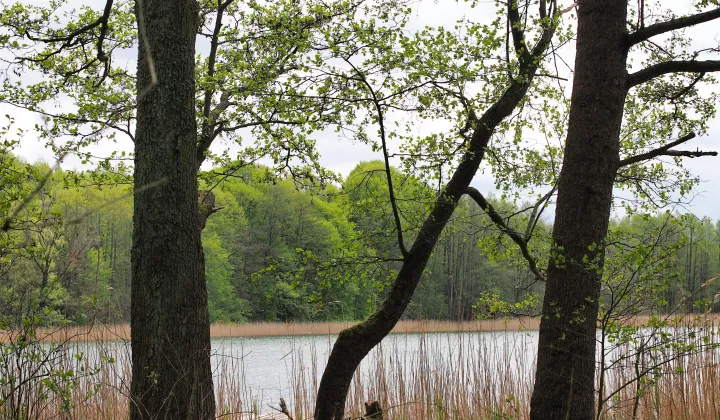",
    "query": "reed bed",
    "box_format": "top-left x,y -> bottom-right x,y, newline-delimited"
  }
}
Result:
5,316 -> 718,343
0,319 -> 541,343
1,318 -> 719,419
